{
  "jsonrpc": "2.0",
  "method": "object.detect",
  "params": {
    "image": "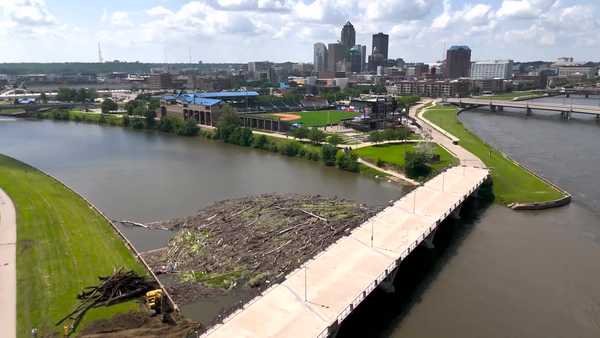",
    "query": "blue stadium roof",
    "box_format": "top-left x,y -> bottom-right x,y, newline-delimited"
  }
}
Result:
179,94 -> 222,106
194,91 -> 259,98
